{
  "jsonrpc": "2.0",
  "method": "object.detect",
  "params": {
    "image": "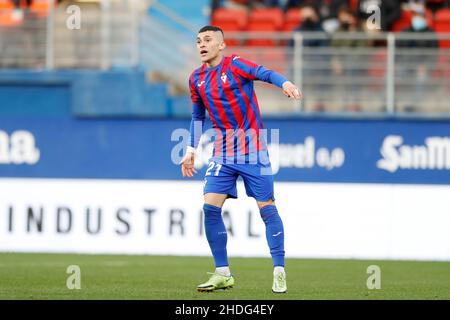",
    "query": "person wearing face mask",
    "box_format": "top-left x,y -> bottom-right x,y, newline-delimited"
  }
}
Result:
396,6 -> 439,112
397,6 -> 438,60
331,6 -> 364,45
329,6 -> 370,111
290,4 -> 329,47
288,4 -> 330,111
400,7 -> 437,41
